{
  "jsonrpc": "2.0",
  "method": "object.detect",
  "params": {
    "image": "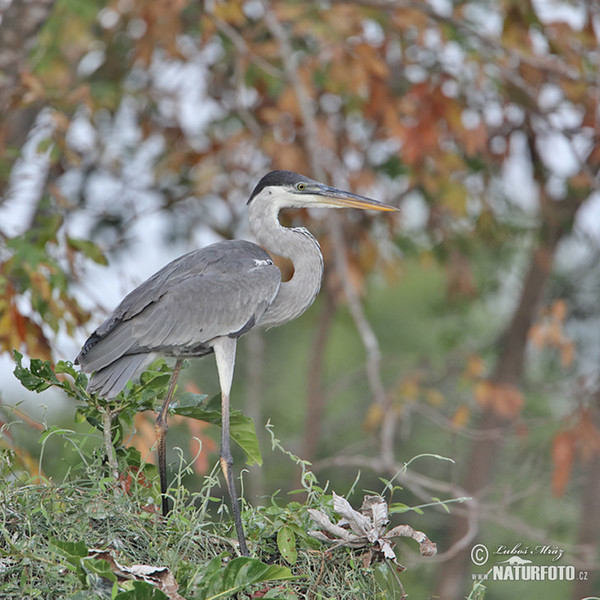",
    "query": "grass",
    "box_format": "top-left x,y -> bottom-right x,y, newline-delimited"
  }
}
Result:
1,423 -> 416,599
2,355 -> 450,599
